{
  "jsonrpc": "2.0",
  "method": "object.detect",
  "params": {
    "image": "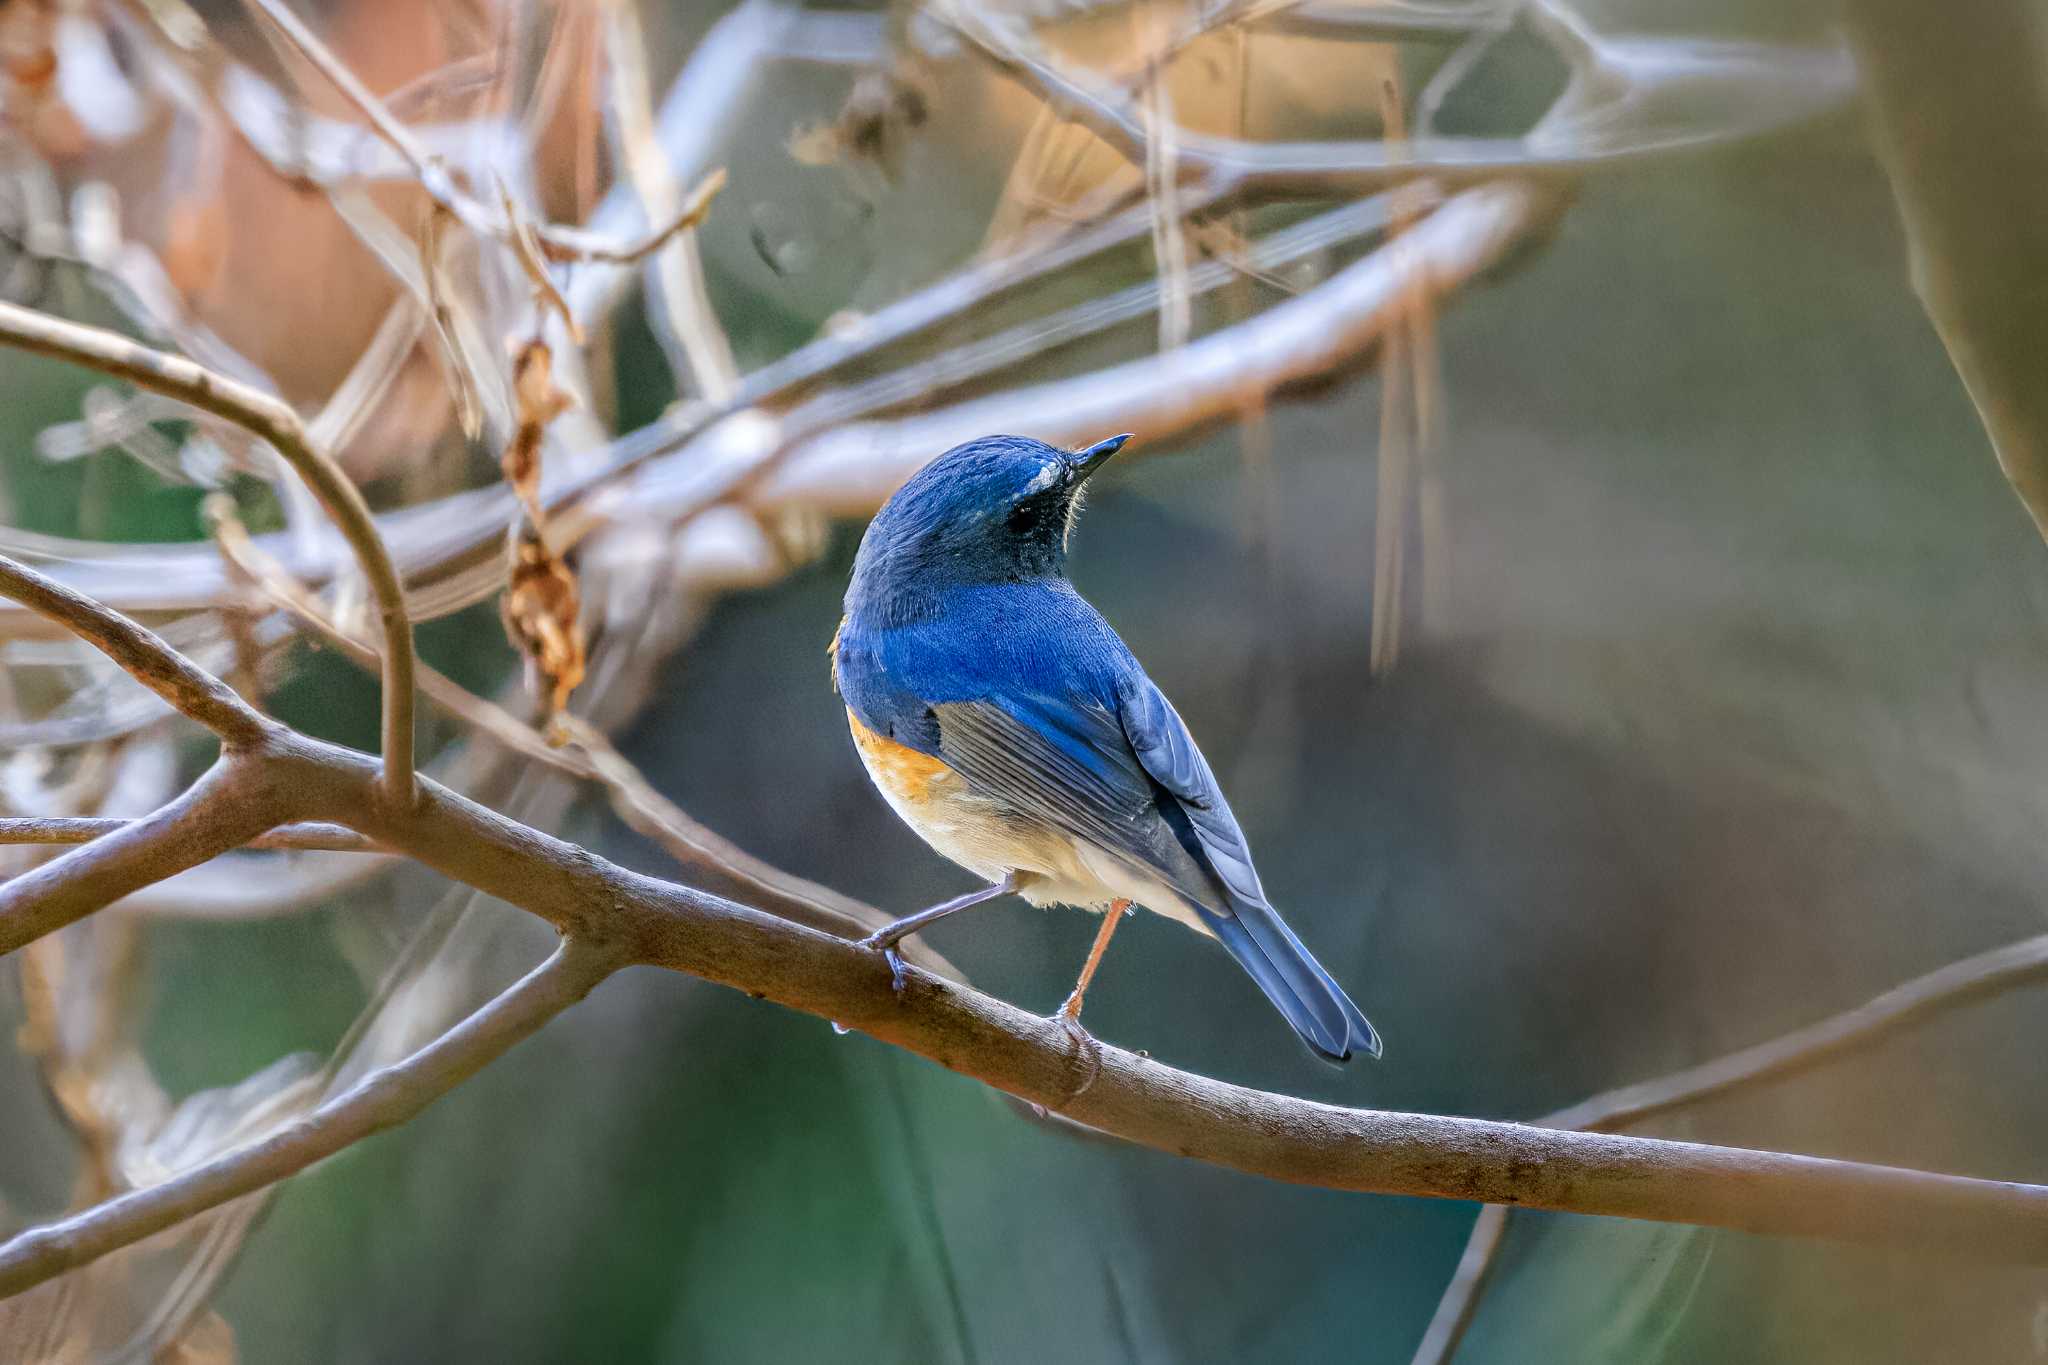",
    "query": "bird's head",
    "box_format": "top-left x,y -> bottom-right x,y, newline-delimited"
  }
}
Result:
848,432 -> 1130,609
